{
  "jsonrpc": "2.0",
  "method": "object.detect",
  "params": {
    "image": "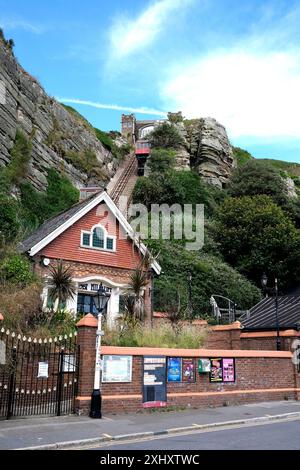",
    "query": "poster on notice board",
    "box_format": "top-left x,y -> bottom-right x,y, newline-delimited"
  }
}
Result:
182,358 -> 195,383
209,358 -> 223,383
222,358 -> 235,383
167,357 -> 181,382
